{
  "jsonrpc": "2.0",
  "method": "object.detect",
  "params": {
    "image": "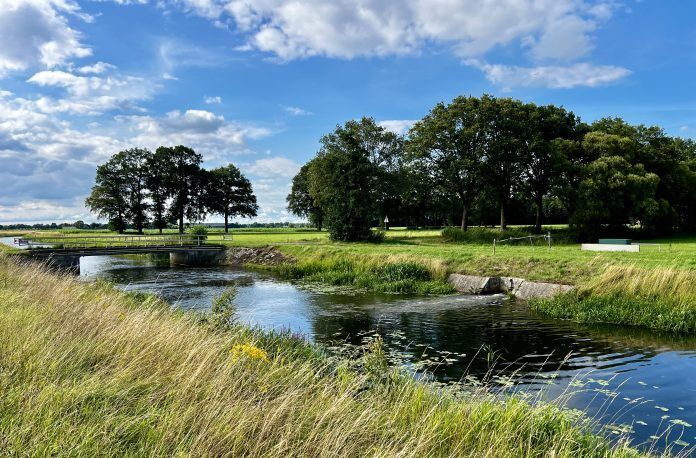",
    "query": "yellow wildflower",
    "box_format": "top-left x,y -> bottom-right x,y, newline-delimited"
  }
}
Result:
230,343 -> 269,362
